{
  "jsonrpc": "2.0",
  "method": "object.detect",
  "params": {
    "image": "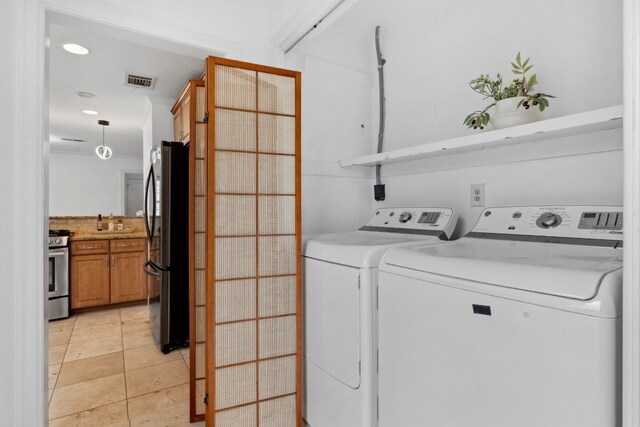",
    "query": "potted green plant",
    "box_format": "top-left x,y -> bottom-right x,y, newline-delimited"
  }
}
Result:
463,52 -> 555,130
